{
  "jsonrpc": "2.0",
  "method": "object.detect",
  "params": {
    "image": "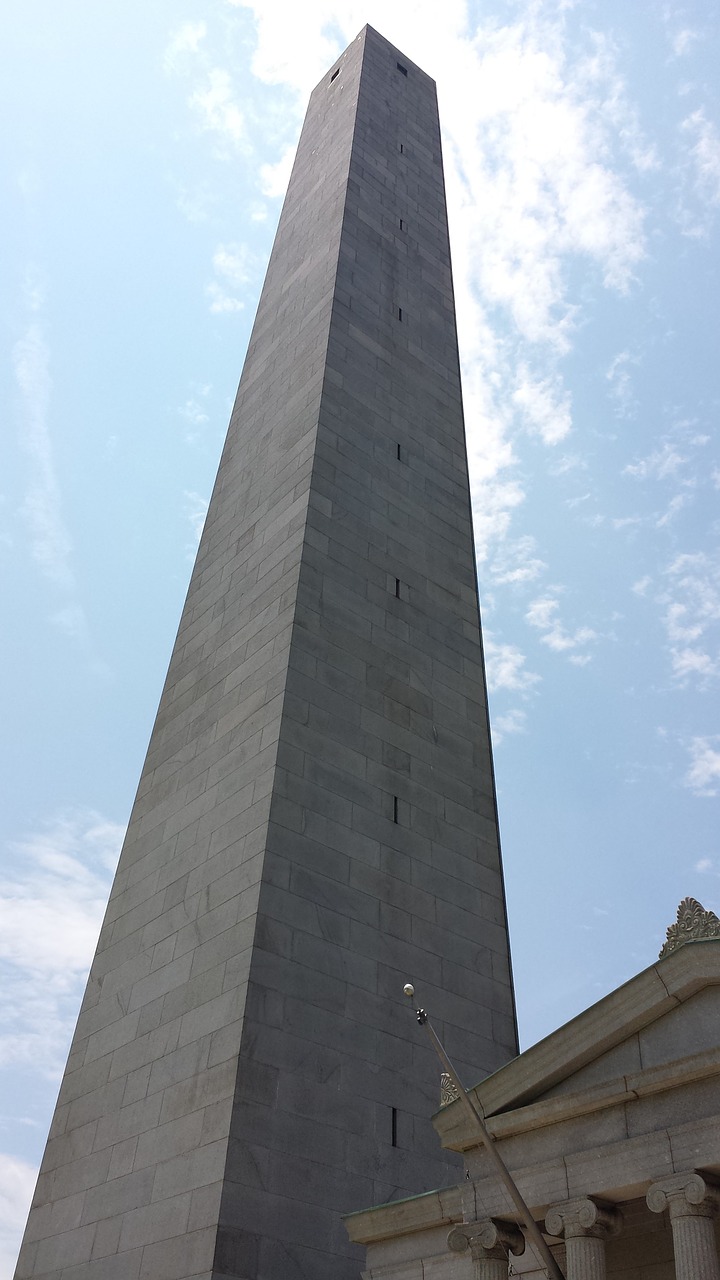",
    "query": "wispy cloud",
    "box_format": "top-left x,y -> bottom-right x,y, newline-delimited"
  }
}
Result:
484,635 -> 540,693
13,266 -> 96,652
684,737 -> 720,797
660,550 -> 720,684
184,491 -> 209,557
526,594 -> 597,657
206,242 -> 255,312
678,108 -> 720,234
165,22 -> 249,152
13,296 -> 72,593
190,68 -> 246,149
491,708 -> 528,745
684,109 -> 720,204
1,812 -> 121,982
624,442 -> 688,481
606,349 -> 639,419
0,1154 -> 37,1280
489,535 -> 546,586
178,384 -> 212,443
512,366 -> 572,445
223,1 -> 648,575
164,20 -> 207,73
0,810 -> 121,1106
260,145 -> 296,199
0,813 -> 121,1271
